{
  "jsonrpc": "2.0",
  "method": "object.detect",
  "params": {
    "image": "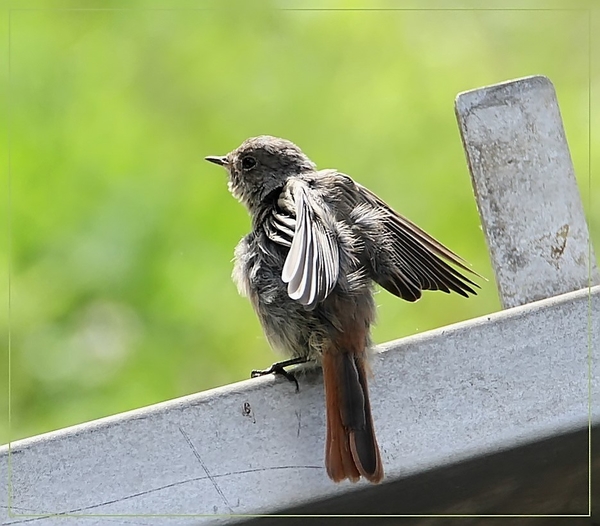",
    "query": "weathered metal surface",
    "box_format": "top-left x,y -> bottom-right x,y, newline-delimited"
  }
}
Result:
1,286 -> 597,524
456,75 -> 599,308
